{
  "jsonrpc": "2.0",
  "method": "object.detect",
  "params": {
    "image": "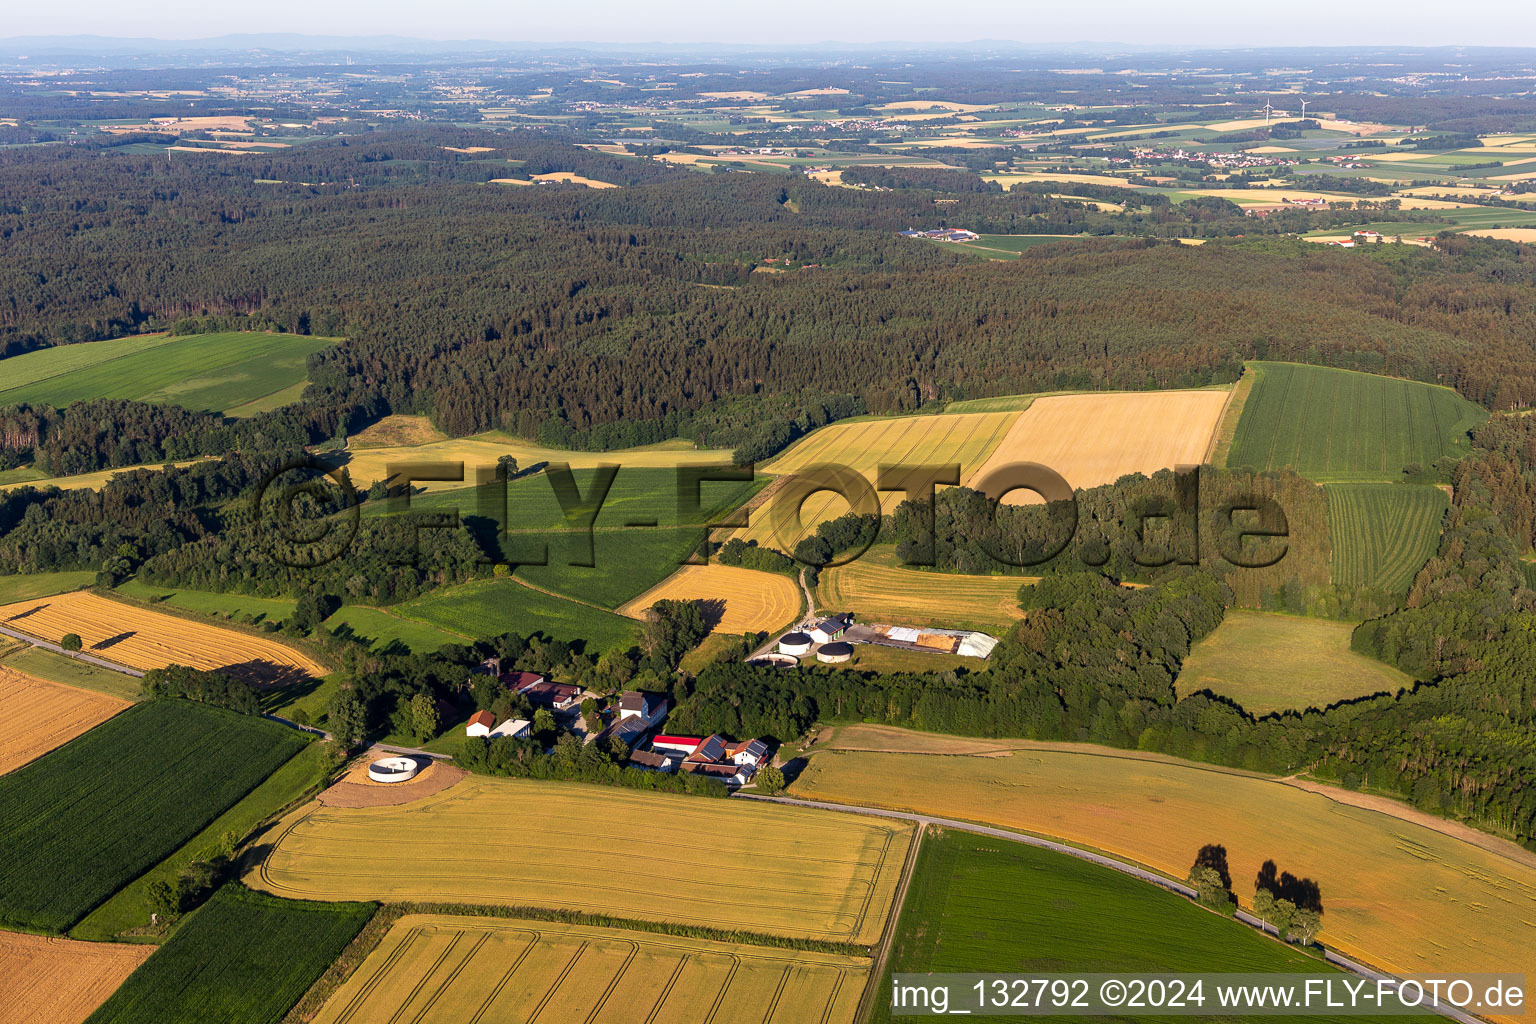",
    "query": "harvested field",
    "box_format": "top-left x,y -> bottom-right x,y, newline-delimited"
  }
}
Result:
346,413 -> 447,448
792,746 -> 1536,990
333,433 -> 731,493
617,563 -> 801,634
1459,227 -> 1536,242
311,915 -> 869,1024
531,171 -> 618,188
0,930 -> 151,1024
0,459 -> 209,494
253,776 -> 911,944
968,390 -> 1230,504
0,590 -> 326,685
1175,610 -> 1413,713
816,549 -> 1026,633
0,665 -> 130,775
741,410 -> 1017,549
